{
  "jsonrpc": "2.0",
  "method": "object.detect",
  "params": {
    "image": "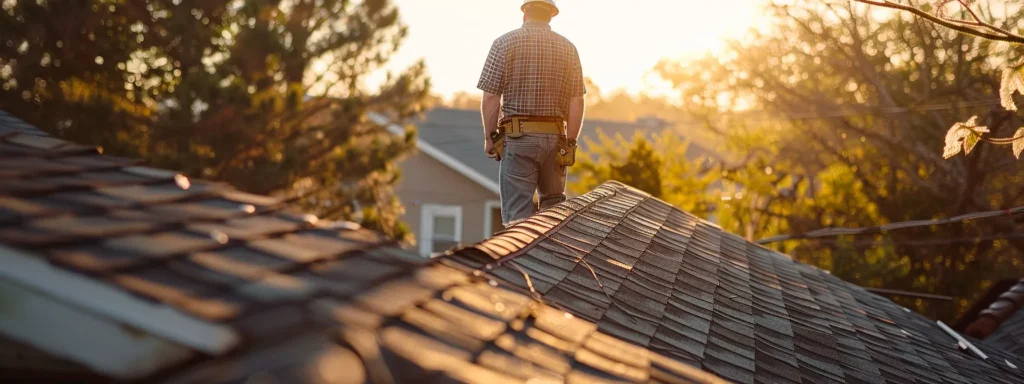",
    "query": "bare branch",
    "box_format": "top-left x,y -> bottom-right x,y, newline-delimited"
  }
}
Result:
852,0 -> 1024,44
